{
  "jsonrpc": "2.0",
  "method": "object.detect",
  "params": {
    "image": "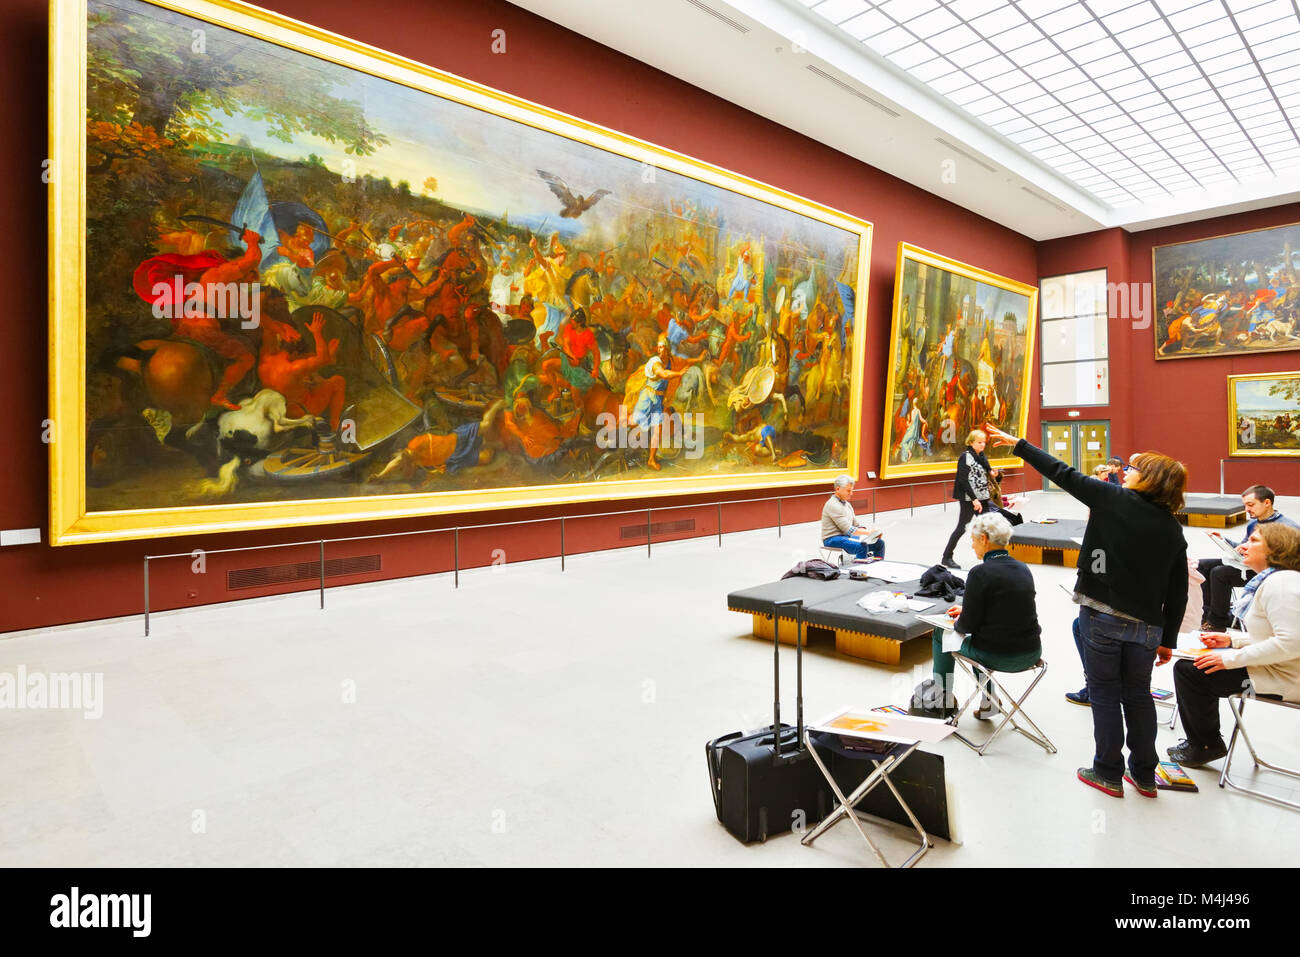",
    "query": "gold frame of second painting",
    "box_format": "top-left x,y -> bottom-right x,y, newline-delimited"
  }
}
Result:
1227,371 -> 1300,458
878,243 -> 1038,481
49,0 -> 873,545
